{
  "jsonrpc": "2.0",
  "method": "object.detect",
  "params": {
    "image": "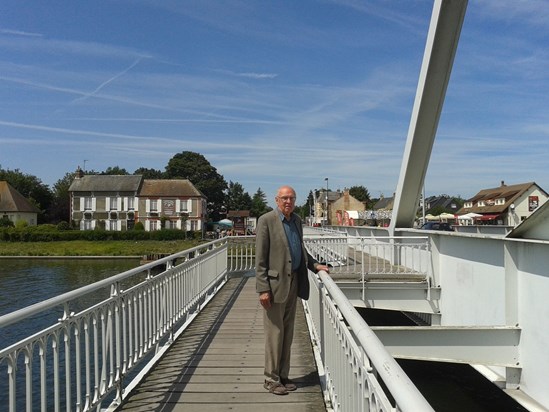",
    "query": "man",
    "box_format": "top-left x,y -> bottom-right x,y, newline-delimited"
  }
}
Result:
255,185 -> 329,395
